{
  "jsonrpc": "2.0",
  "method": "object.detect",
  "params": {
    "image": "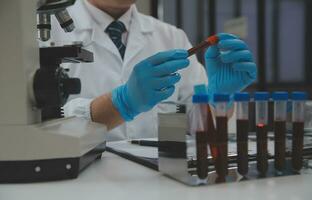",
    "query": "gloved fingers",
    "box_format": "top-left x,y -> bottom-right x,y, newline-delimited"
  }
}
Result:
152,59 -> 189,77
205,45 -> 220,59
154,86 -> 176,101
217,33 -> 239,41
206,33 -> 241,59
220,50 -> 253,63
150,73 -> 181,90
233,62 -> 257,79
218,39 -> 248,51
146,49 -> 188,66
